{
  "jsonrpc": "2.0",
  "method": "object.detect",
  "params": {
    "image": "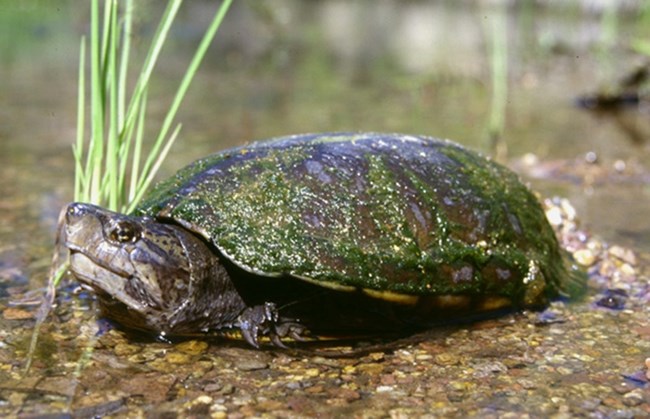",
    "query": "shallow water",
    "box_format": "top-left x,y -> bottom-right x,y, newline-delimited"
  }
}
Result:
0,1 -> 648,416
